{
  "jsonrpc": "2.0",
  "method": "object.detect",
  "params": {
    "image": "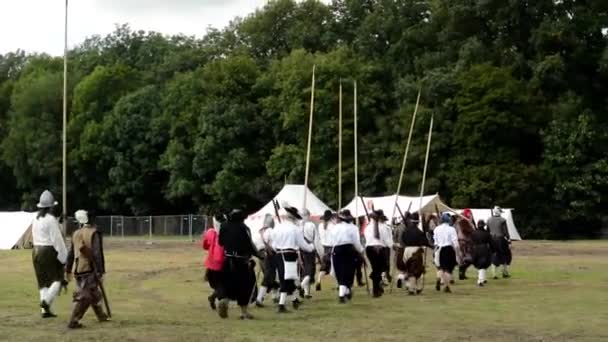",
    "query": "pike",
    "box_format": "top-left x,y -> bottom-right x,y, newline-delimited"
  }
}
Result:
358,196 -> 371,296
79,245 -> 112,318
